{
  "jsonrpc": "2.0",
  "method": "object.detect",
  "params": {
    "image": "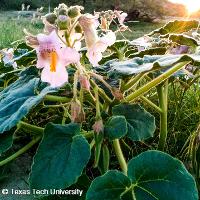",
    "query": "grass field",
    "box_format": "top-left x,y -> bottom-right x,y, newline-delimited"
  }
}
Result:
0,11 -> 43,48
0,11 -> 164,48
